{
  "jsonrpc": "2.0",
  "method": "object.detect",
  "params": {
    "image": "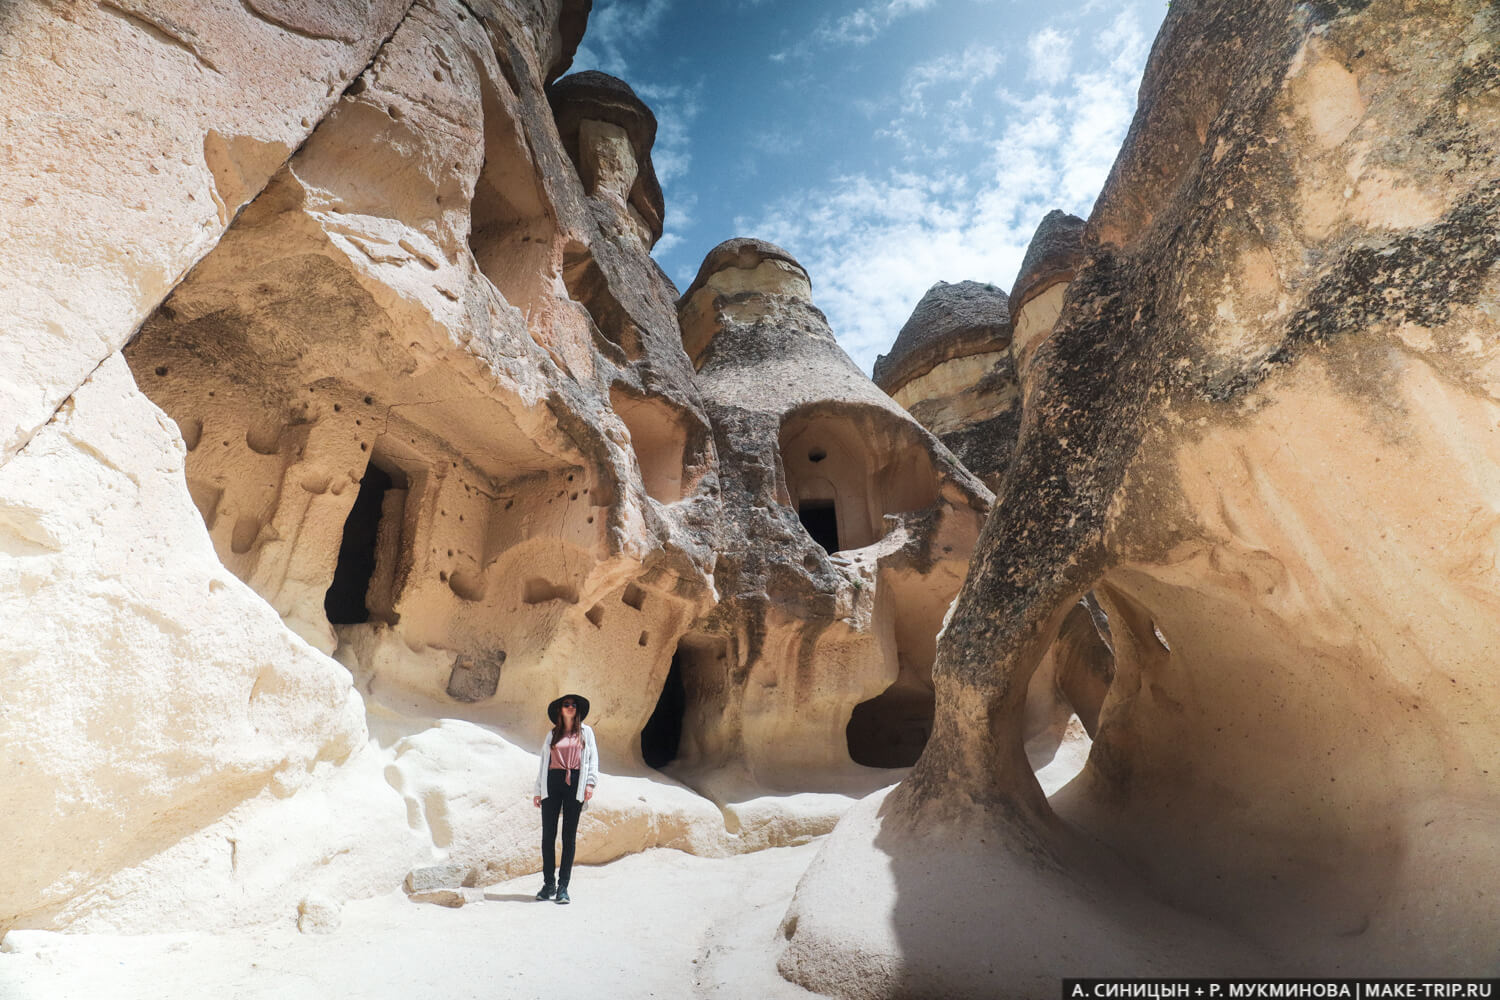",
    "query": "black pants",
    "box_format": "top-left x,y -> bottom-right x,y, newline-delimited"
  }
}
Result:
540,767 -> 583,887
